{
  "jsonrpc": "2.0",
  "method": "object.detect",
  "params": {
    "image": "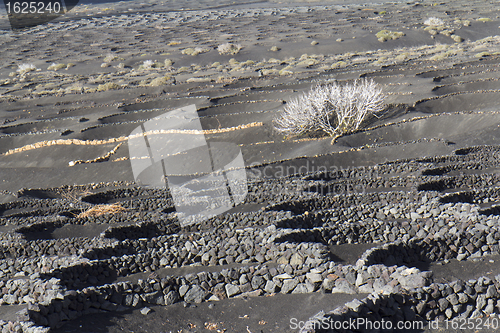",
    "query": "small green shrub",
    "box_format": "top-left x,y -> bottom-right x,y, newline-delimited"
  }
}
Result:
279,68 -> 293,76
181,47 -> 210,56
104,54 -> 118,62
376,30 -> 405,42
48,63 -> 66,71
331,61 -> 348,68
297,58 -> 319,67
430,52 -> 449,61
217,43 -> 243,55
186,77 -> 212,83
440,29 -> 454,37
97,82 -> 120,91
475,52 -> 491,58
149,76 -> 171,86
261,69 -> 278,76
